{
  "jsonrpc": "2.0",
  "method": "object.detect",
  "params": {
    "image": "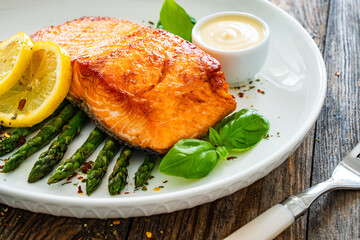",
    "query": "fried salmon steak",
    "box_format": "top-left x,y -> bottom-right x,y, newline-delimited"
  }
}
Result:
32,17 -> 236,154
